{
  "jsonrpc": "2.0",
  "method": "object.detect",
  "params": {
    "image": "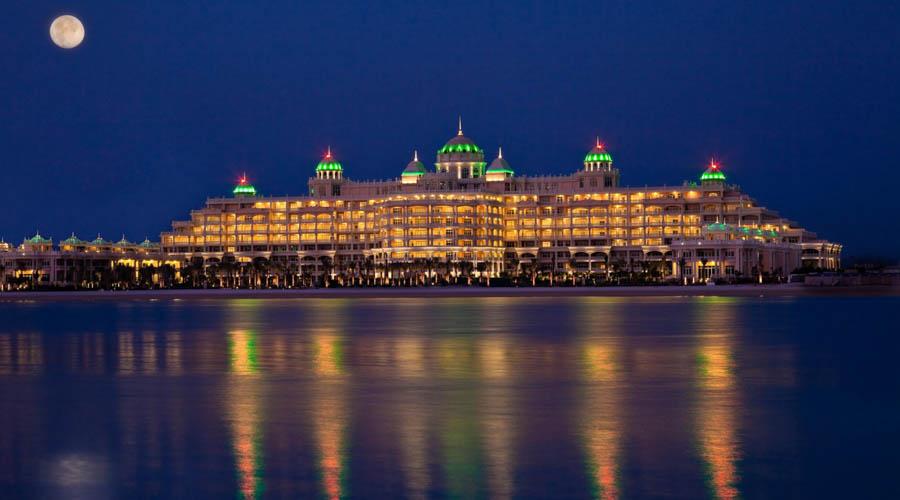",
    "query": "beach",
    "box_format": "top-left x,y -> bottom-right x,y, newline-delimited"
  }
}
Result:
2,284 -> 897,301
